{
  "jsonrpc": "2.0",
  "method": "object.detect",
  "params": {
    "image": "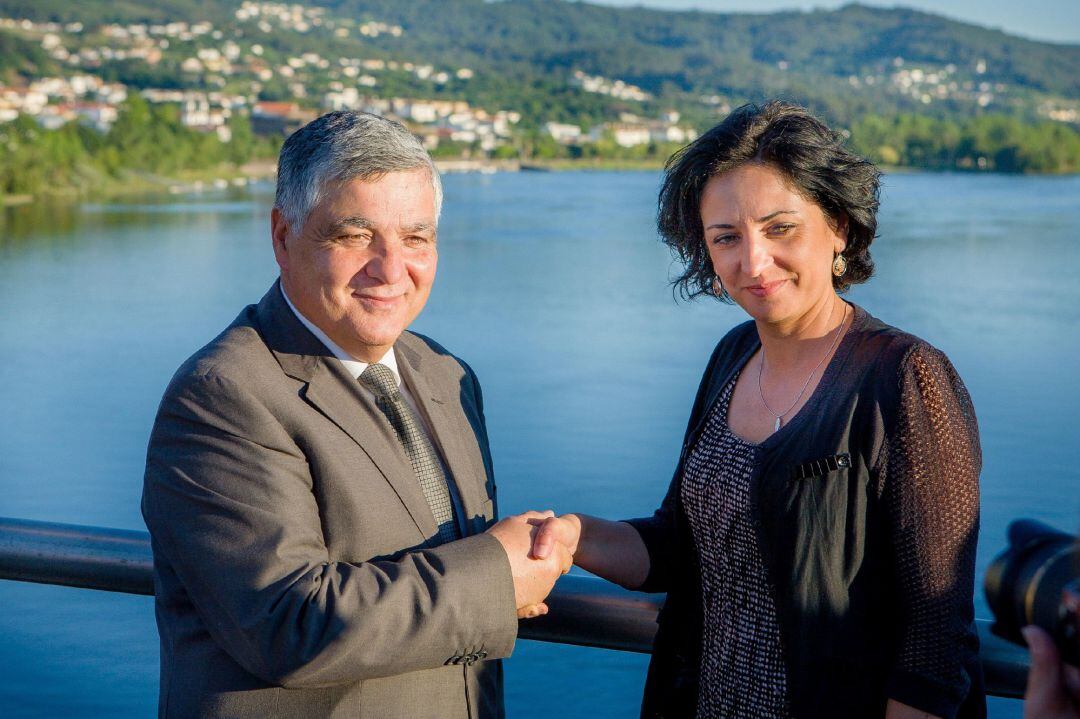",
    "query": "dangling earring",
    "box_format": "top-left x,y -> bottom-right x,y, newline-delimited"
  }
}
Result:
712,275 -> 725,298
832,253 -> 848,278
